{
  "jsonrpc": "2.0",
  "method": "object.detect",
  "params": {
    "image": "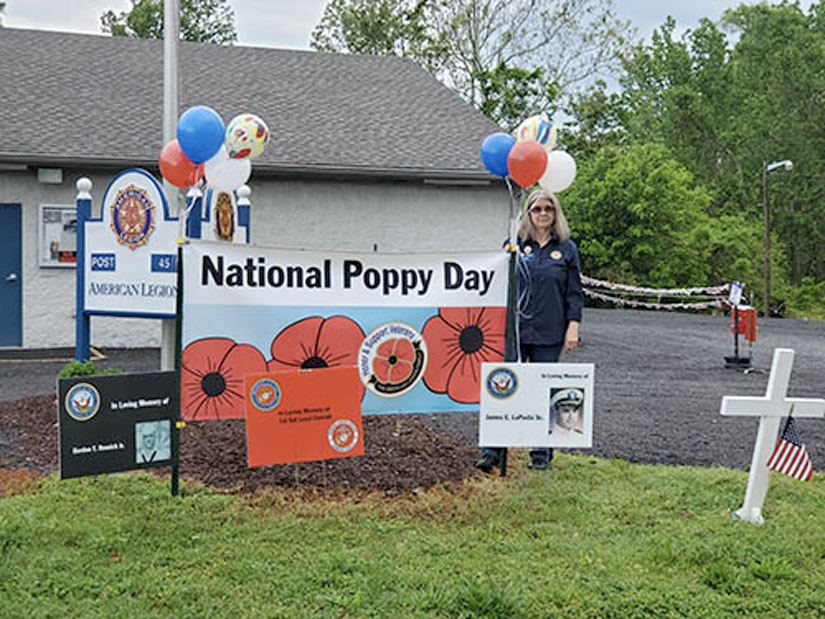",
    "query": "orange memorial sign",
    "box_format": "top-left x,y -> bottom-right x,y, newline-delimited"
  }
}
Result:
244,366 -> 364,467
